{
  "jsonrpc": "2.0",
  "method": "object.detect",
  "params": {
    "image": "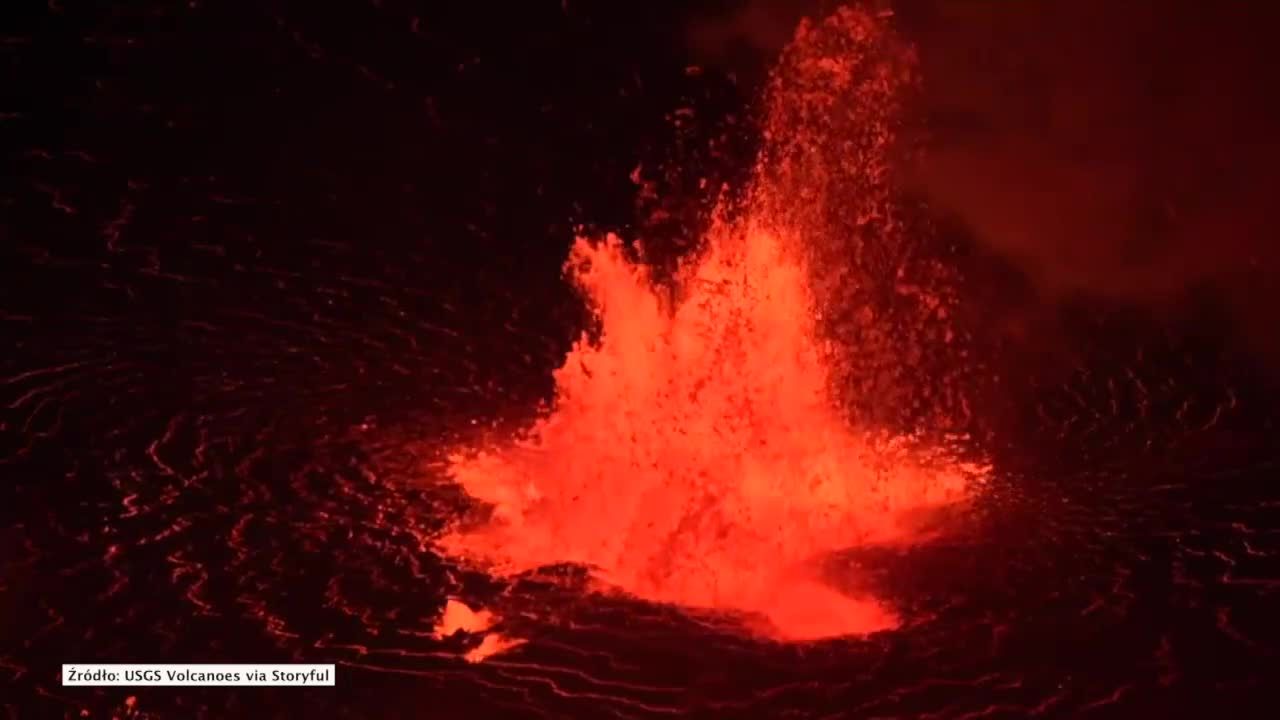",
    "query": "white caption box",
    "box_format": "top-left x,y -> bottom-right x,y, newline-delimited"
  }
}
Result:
62,664 -> 336,686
